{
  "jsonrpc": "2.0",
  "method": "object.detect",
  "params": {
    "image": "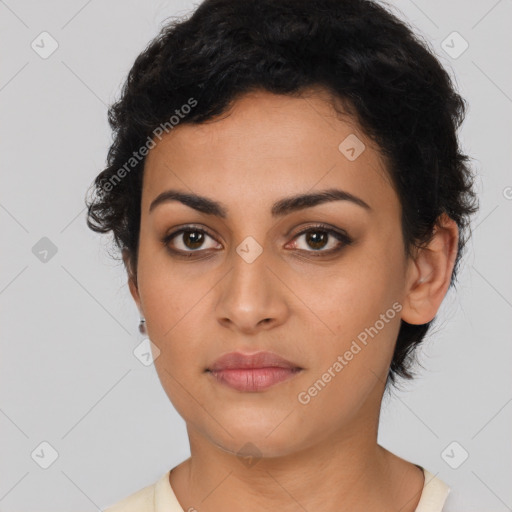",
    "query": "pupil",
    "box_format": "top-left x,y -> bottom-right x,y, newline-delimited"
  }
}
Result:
307,231 -> 327,250
185,231 -> 204,249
